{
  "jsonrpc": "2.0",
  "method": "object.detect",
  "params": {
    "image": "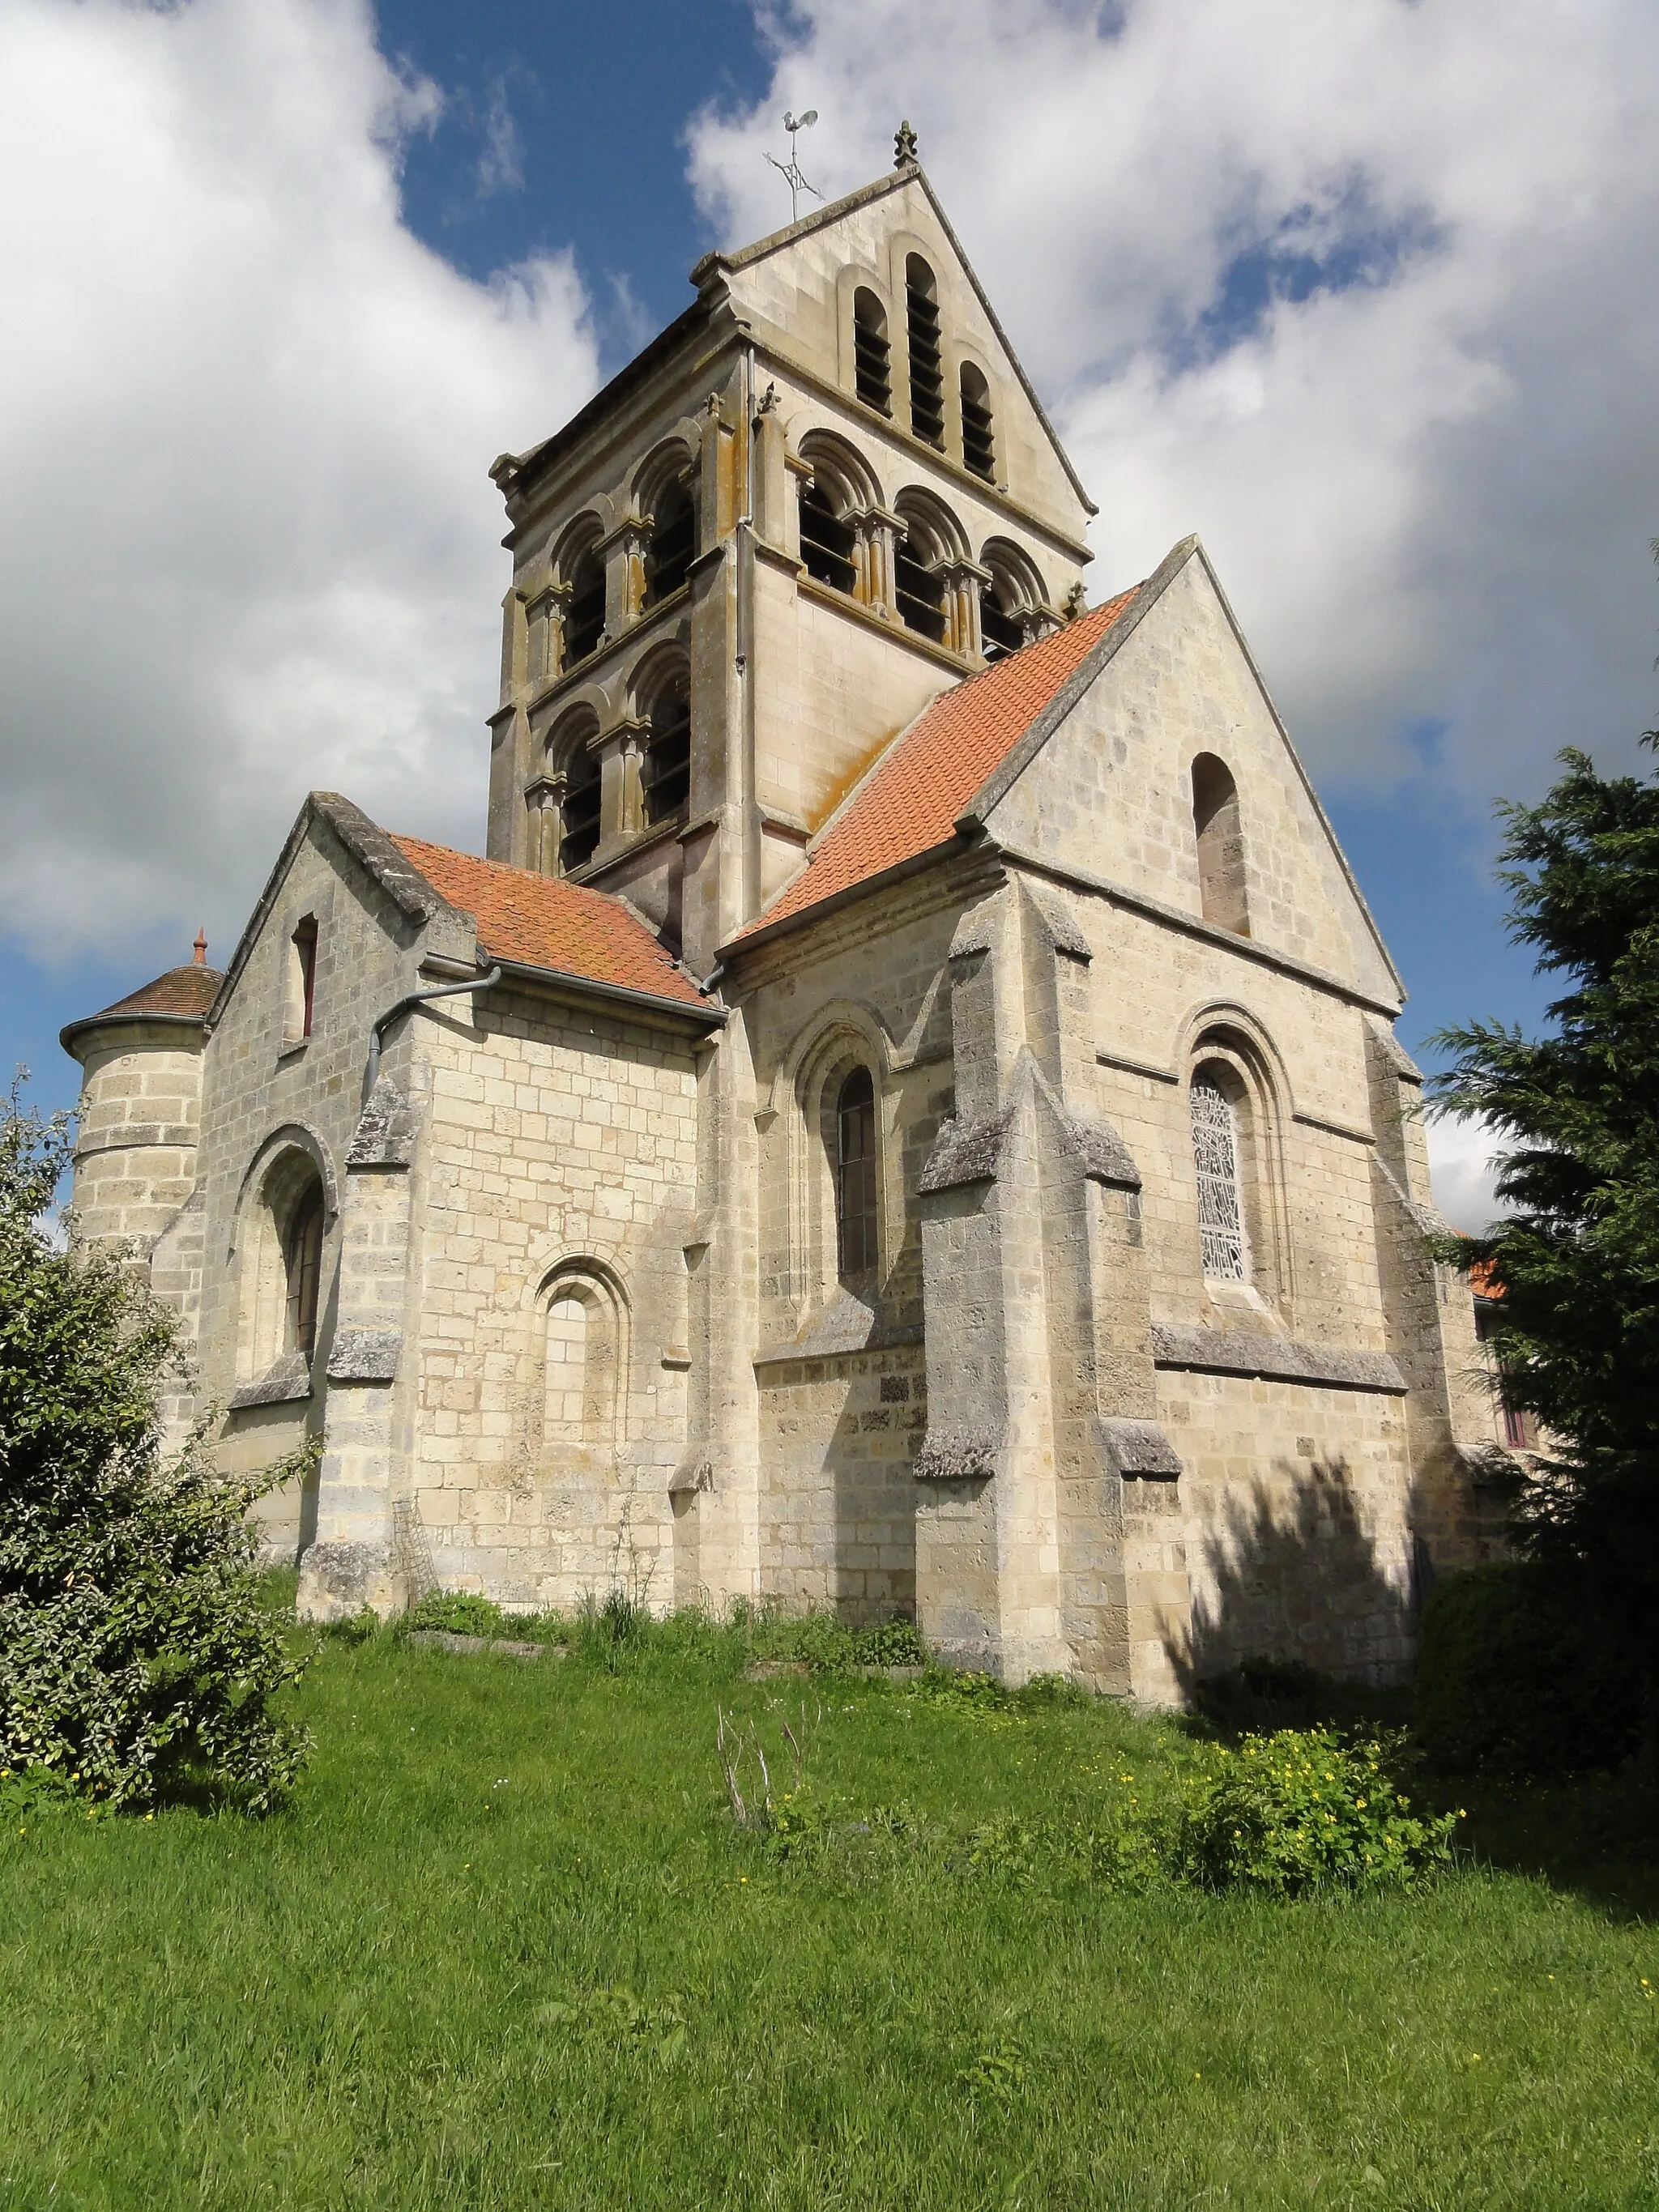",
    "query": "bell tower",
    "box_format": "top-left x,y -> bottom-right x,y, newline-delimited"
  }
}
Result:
484,132 -> 1096,978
